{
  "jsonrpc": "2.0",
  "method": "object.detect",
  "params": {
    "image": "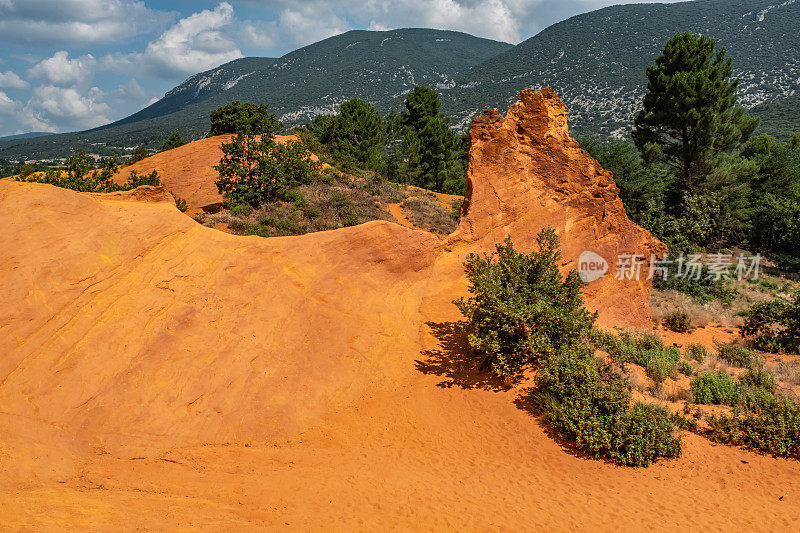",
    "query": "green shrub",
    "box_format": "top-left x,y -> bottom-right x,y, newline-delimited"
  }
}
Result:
126,169 -> 161,188
174,196 -> 188,212
591,329 -> 680,380
741,291 -> 800,354
663,311 -> 691,333
646,356 -> 676,383
684,343 -> 707,362
341,209 -> 361,227
739,368 -> 776,391
214,135 -> 320,208
678,361 -> 694,376
302,205 -> 320,218
715,342 -> 760,368
259,214 -> 301,235
285,189 -> 307,207
536,347 -> 681,467
691,372 -> 741,406
707,396 -> 800,458
230,203 -> 252,217
455,229 -> 597,376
